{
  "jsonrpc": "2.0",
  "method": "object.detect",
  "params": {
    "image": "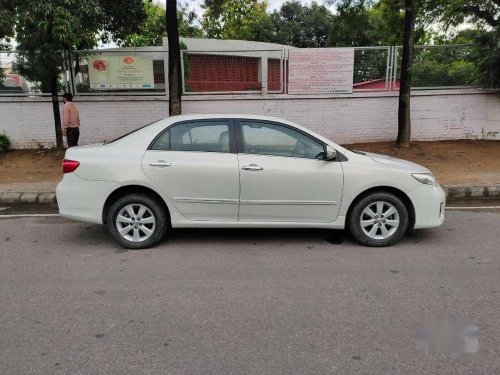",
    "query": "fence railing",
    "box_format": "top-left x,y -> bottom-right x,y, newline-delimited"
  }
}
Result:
181,49 -> 286,95
0,44 -> 485,97
394,45 -> 483,90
